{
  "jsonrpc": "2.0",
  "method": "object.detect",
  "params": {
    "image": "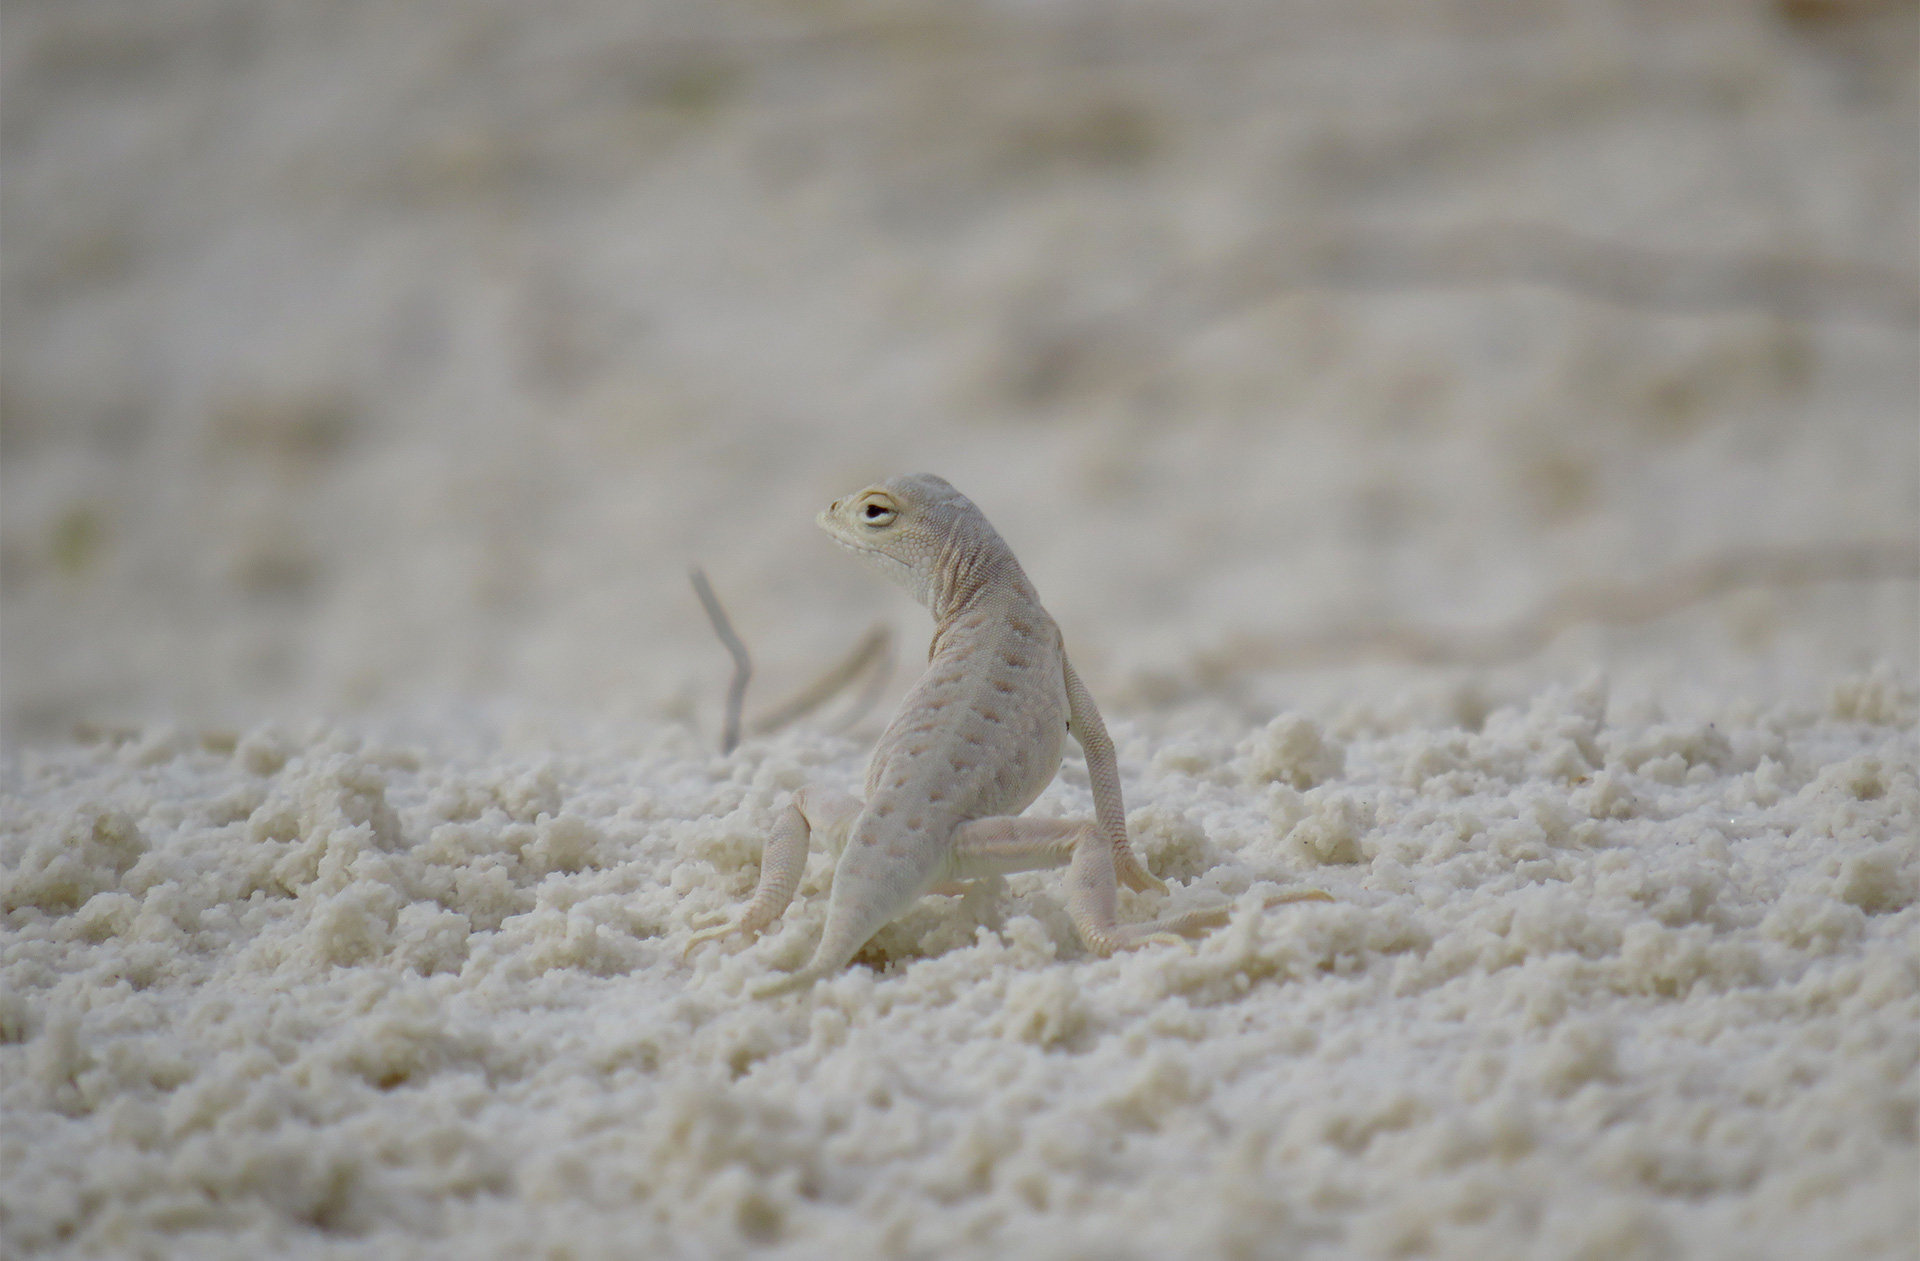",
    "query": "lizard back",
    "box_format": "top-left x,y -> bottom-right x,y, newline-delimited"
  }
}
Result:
860,592 -> 1069,843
